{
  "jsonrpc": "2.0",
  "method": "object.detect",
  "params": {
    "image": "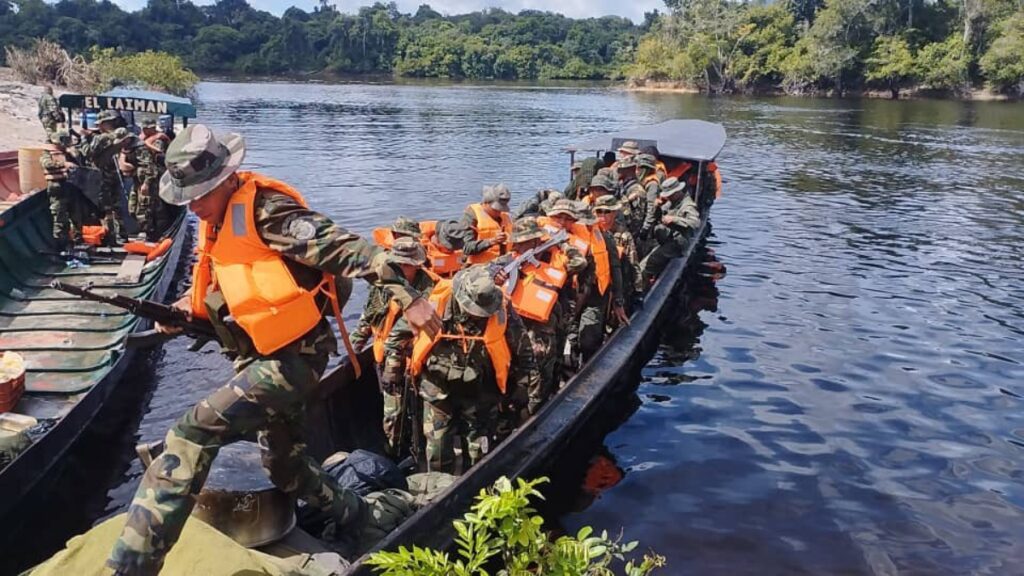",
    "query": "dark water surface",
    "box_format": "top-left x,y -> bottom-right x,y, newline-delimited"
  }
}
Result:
13,82 -> 1024,574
